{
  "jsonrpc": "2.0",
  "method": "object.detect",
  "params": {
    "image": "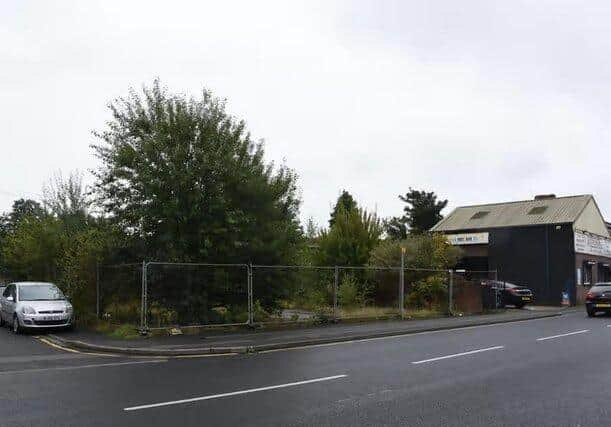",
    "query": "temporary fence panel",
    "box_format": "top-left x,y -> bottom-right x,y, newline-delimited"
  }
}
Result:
251,266 -> 335,324
97,263 -> 143,326
144,262 -> 249,329
95,261 -> 499,330
452,270 -> 498,313
402,268 -> 450,314
336,267 -> 401,320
